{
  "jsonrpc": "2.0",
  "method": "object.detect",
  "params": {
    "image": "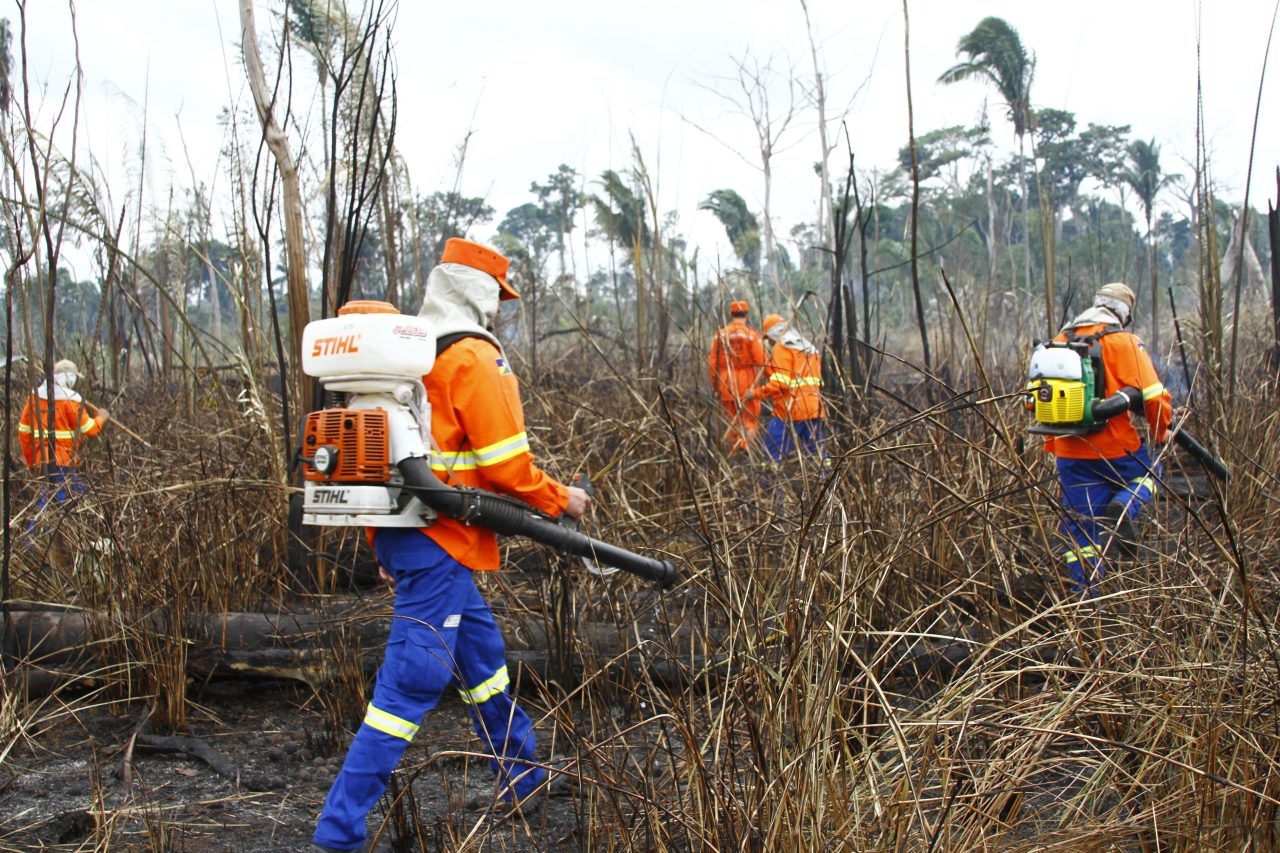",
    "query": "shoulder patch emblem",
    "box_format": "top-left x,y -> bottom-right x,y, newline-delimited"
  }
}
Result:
496,358 -> 512,375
